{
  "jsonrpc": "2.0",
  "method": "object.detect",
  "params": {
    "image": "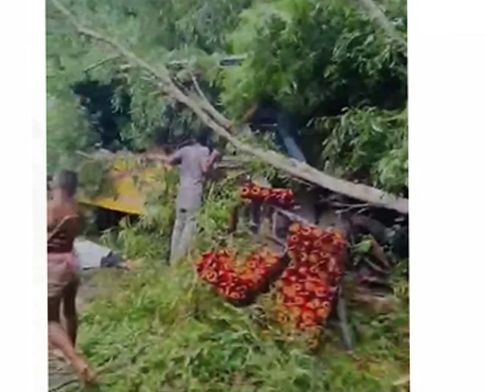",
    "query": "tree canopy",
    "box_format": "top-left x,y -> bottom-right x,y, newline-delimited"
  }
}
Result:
46,0 -> 407,194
